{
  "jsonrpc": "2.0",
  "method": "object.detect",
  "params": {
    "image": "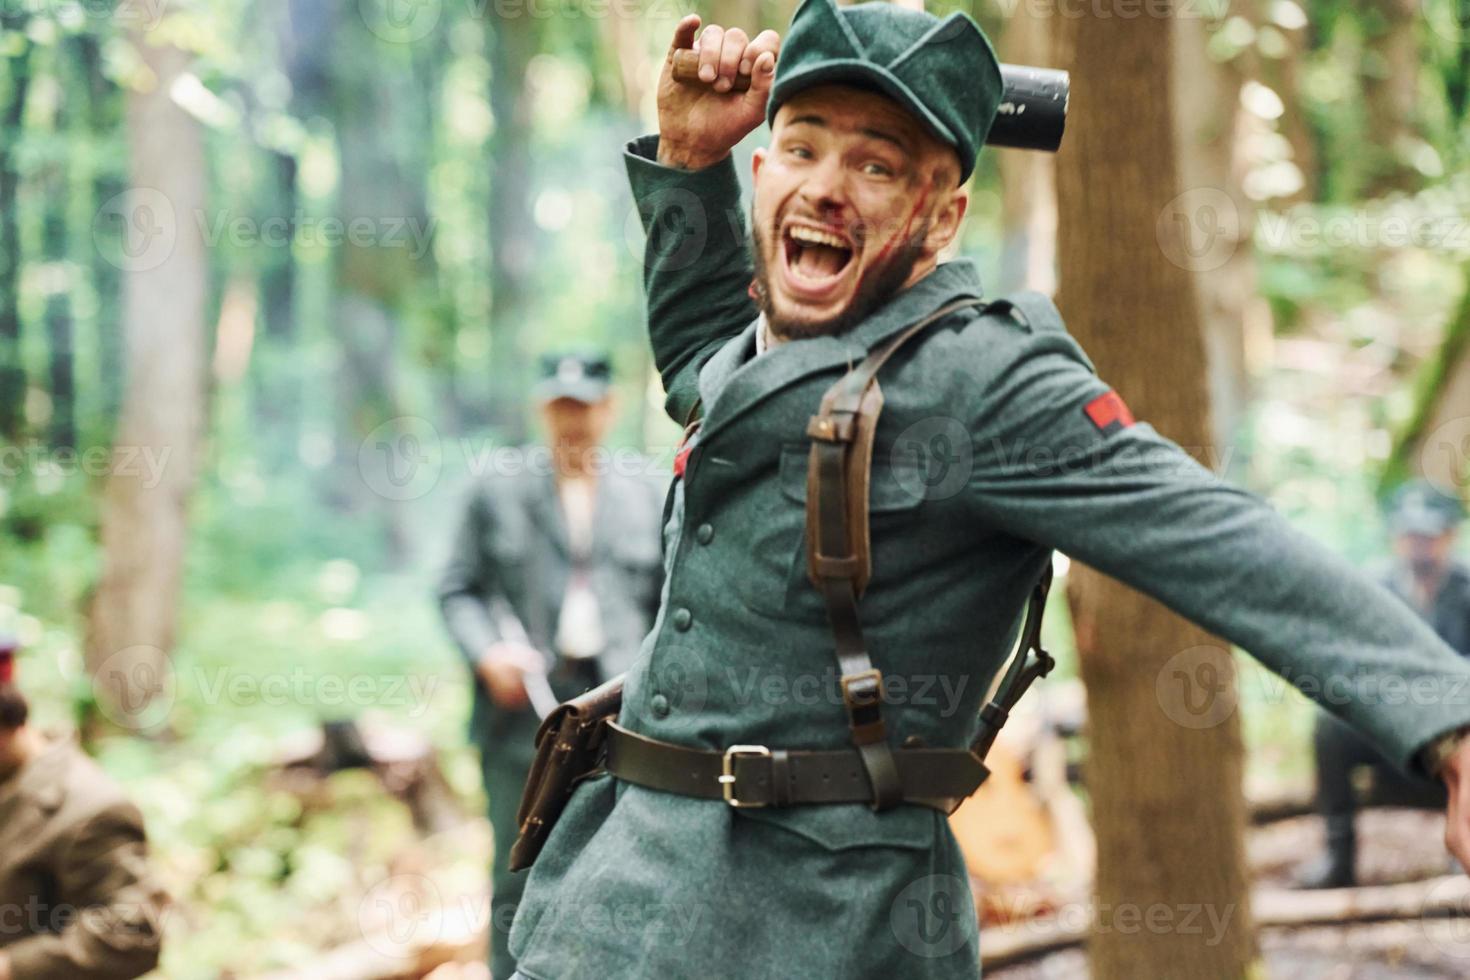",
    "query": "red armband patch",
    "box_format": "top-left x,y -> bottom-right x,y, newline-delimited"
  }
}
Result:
1084,390 -> 1135,434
